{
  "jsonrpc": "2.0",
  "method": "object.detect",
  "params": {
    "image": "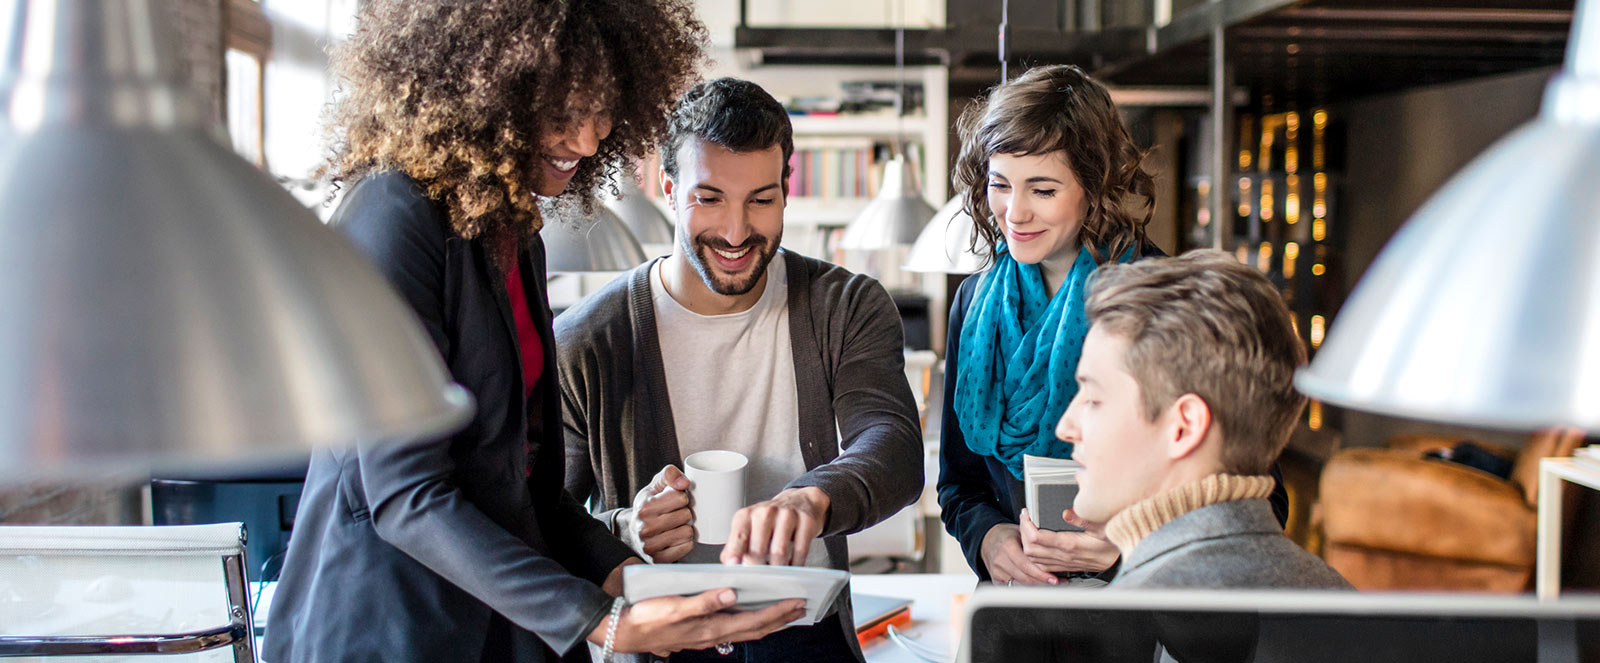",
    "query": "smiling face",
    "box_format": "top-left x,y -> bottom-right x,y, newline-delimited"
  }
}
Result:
662,137 -> 786,302
1055,326 -> 1172,524
532,112 -> 614,197
986,151 -> 1089,267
